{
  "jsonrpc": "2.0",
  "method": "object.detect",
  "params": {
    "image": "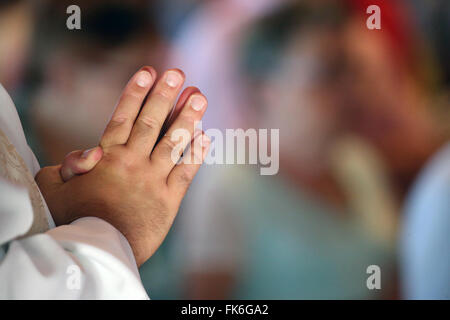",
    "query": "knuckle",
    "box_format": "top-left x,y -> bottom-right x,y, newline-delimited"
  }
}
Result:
178,114 -> 196,128
137,116 -> 161,130
107,117 -> 128,129
153,90 -> 173,101
119,91 -> 141,104
158,137 -> 179,157
101,149 -> 134,171
176,167 -> 193,186
162,137 -> 178,150
113,153 -> 134,168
